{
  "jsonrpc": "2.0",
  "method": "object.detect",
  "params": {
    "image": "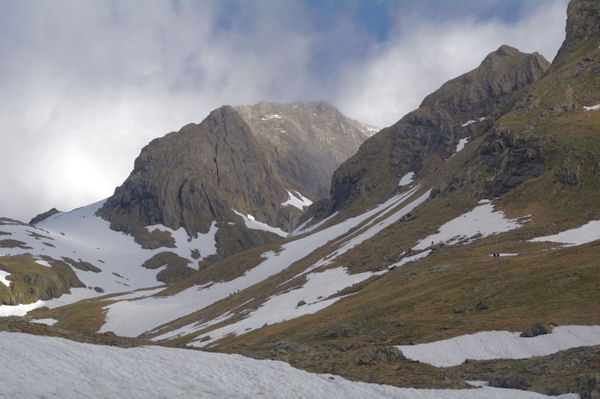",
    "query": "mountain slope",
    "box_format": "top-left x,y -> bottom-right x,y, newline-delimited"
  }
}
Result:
327,45 -> 550,215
